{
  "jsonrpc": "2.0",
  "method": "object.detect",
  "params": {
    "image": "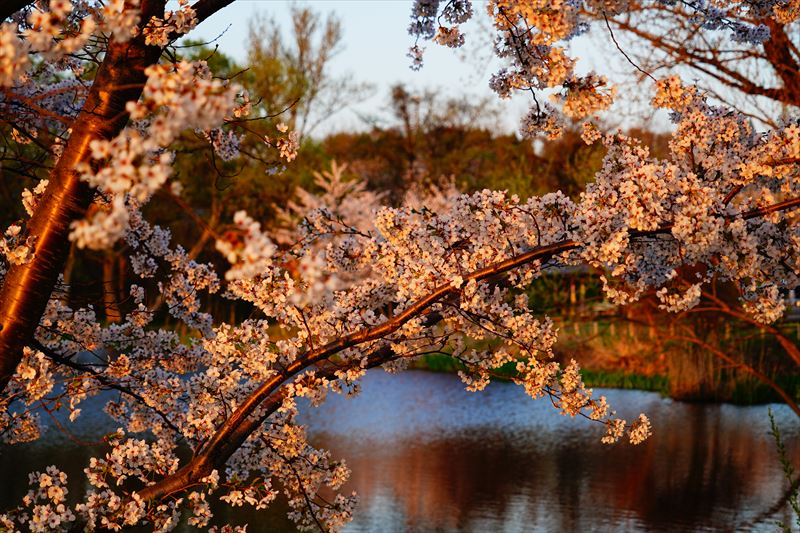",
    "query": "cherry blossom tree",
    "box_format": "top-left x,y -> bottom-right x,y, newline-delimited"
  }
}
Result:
599,0 -> 800,126
0,0 -> 798,530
